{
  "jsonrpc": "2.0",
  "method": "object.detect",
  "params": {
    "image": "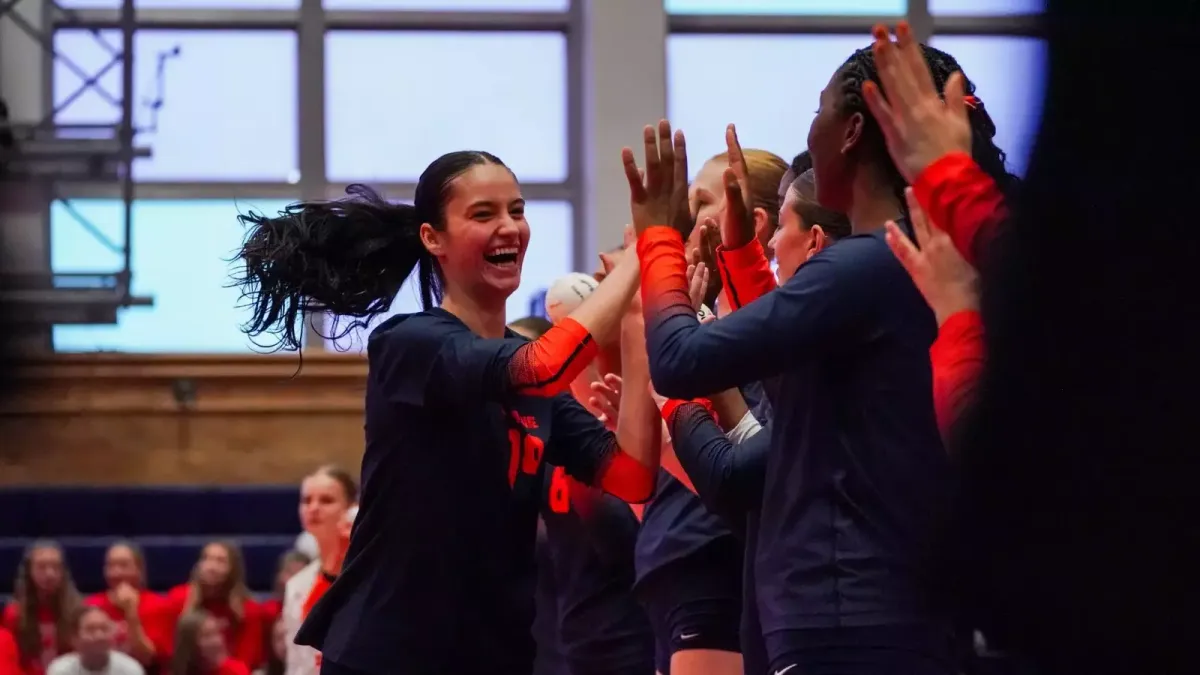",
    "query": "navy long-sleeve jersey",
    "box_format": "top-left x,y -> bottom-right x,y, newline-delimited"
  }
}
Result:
540,466 -> 655,675
639,226 -> 955,655
296,309 -> 626,675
